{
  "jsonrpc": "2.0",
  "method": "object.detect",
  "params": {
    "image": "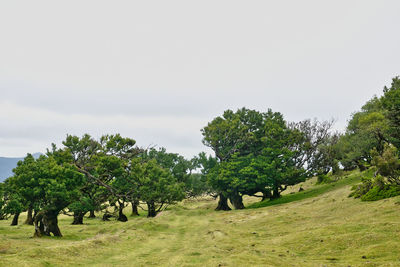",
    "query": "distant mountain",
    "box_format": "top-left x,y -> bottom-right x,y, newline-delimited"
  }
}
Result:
0,153 -> 43,182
